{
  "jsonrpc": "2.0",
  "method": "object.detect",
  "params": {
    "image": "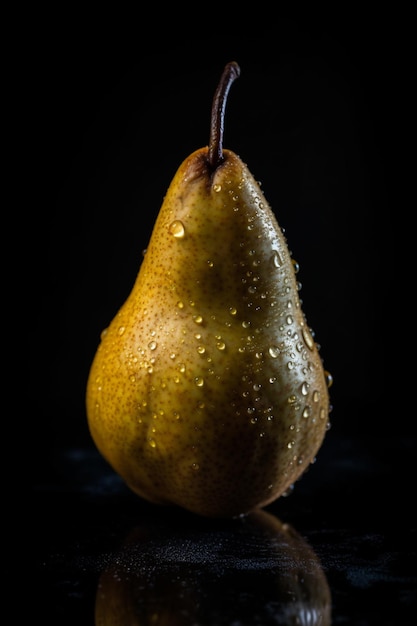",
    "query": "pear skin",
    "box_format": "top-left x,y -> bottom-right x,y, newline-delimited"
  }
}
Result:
86,63 -> 331,518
